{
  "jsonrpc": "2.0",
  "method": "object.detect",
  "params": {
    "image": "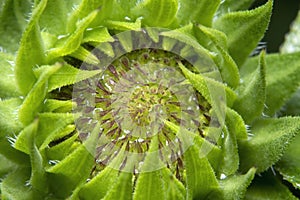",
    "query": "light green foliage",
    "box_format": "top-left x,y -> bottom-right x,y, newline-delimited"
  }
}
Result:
176,0 -> 220,27
276,134 -> 300,189
133,0 -> 178,27
214,0 -> 272,66
220,167 -> 256,200
242,52 -> 300,116
233,51 -> 266,124
217,0 -> 256,14
239,117 -> 300,173
245,171 -> 299,200
33,63 -> 102,92
0,53 -> 20,98
1,0 -> 300,199
196,25 -> 240,88
0,98 -> 23,138
18,63 -> 61,125
15,0 -> 47,95
0,0 -> 32,53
